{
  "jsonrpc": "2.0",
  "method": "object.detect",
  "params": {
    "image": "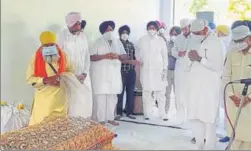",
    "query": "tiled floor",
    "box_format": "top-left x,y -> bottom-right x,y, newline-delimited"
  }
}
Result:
105,94 -> 228,150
